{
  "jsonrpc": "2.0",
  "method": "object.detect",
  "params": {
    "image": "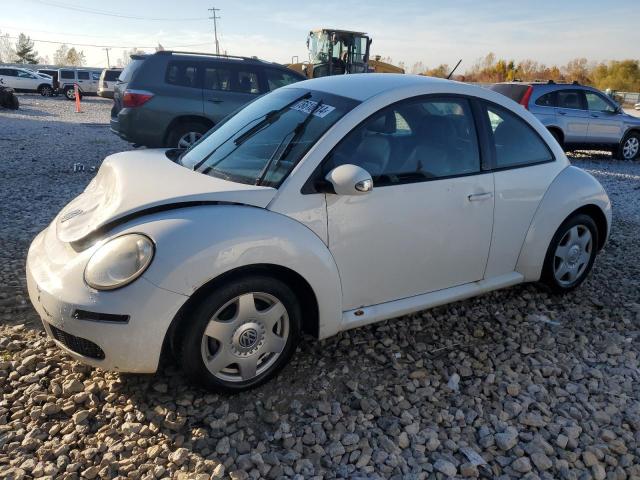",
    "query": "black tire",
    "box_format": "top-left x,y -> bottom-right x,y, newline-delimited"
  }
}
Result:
617,131 -> 640,161
177,275 -> 301,392
64,86 -> 82,101
38,85 -> 53,96
541,213 -> 599,294
166,121 -> 210,149
548,129 -> 563,148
